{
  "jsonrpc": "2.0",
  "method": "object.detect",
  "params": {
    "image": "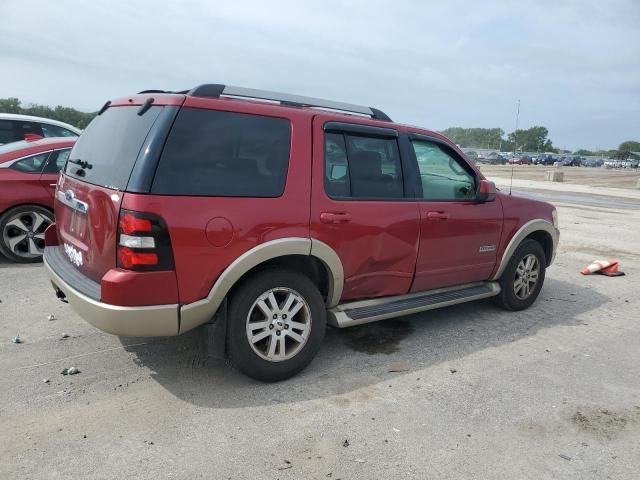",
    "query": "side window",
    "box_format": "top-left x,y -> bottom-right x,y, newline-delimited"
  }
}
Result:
0,120 -> 16,144
10,152 -> 50,173
15,122 -> 43,140
324,133 -> 349,198
411,140 -> 476,201
324,132 -> 404,199
43,149 -> 71,173
41,124 -> 78,138
152,108 -> 291,197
